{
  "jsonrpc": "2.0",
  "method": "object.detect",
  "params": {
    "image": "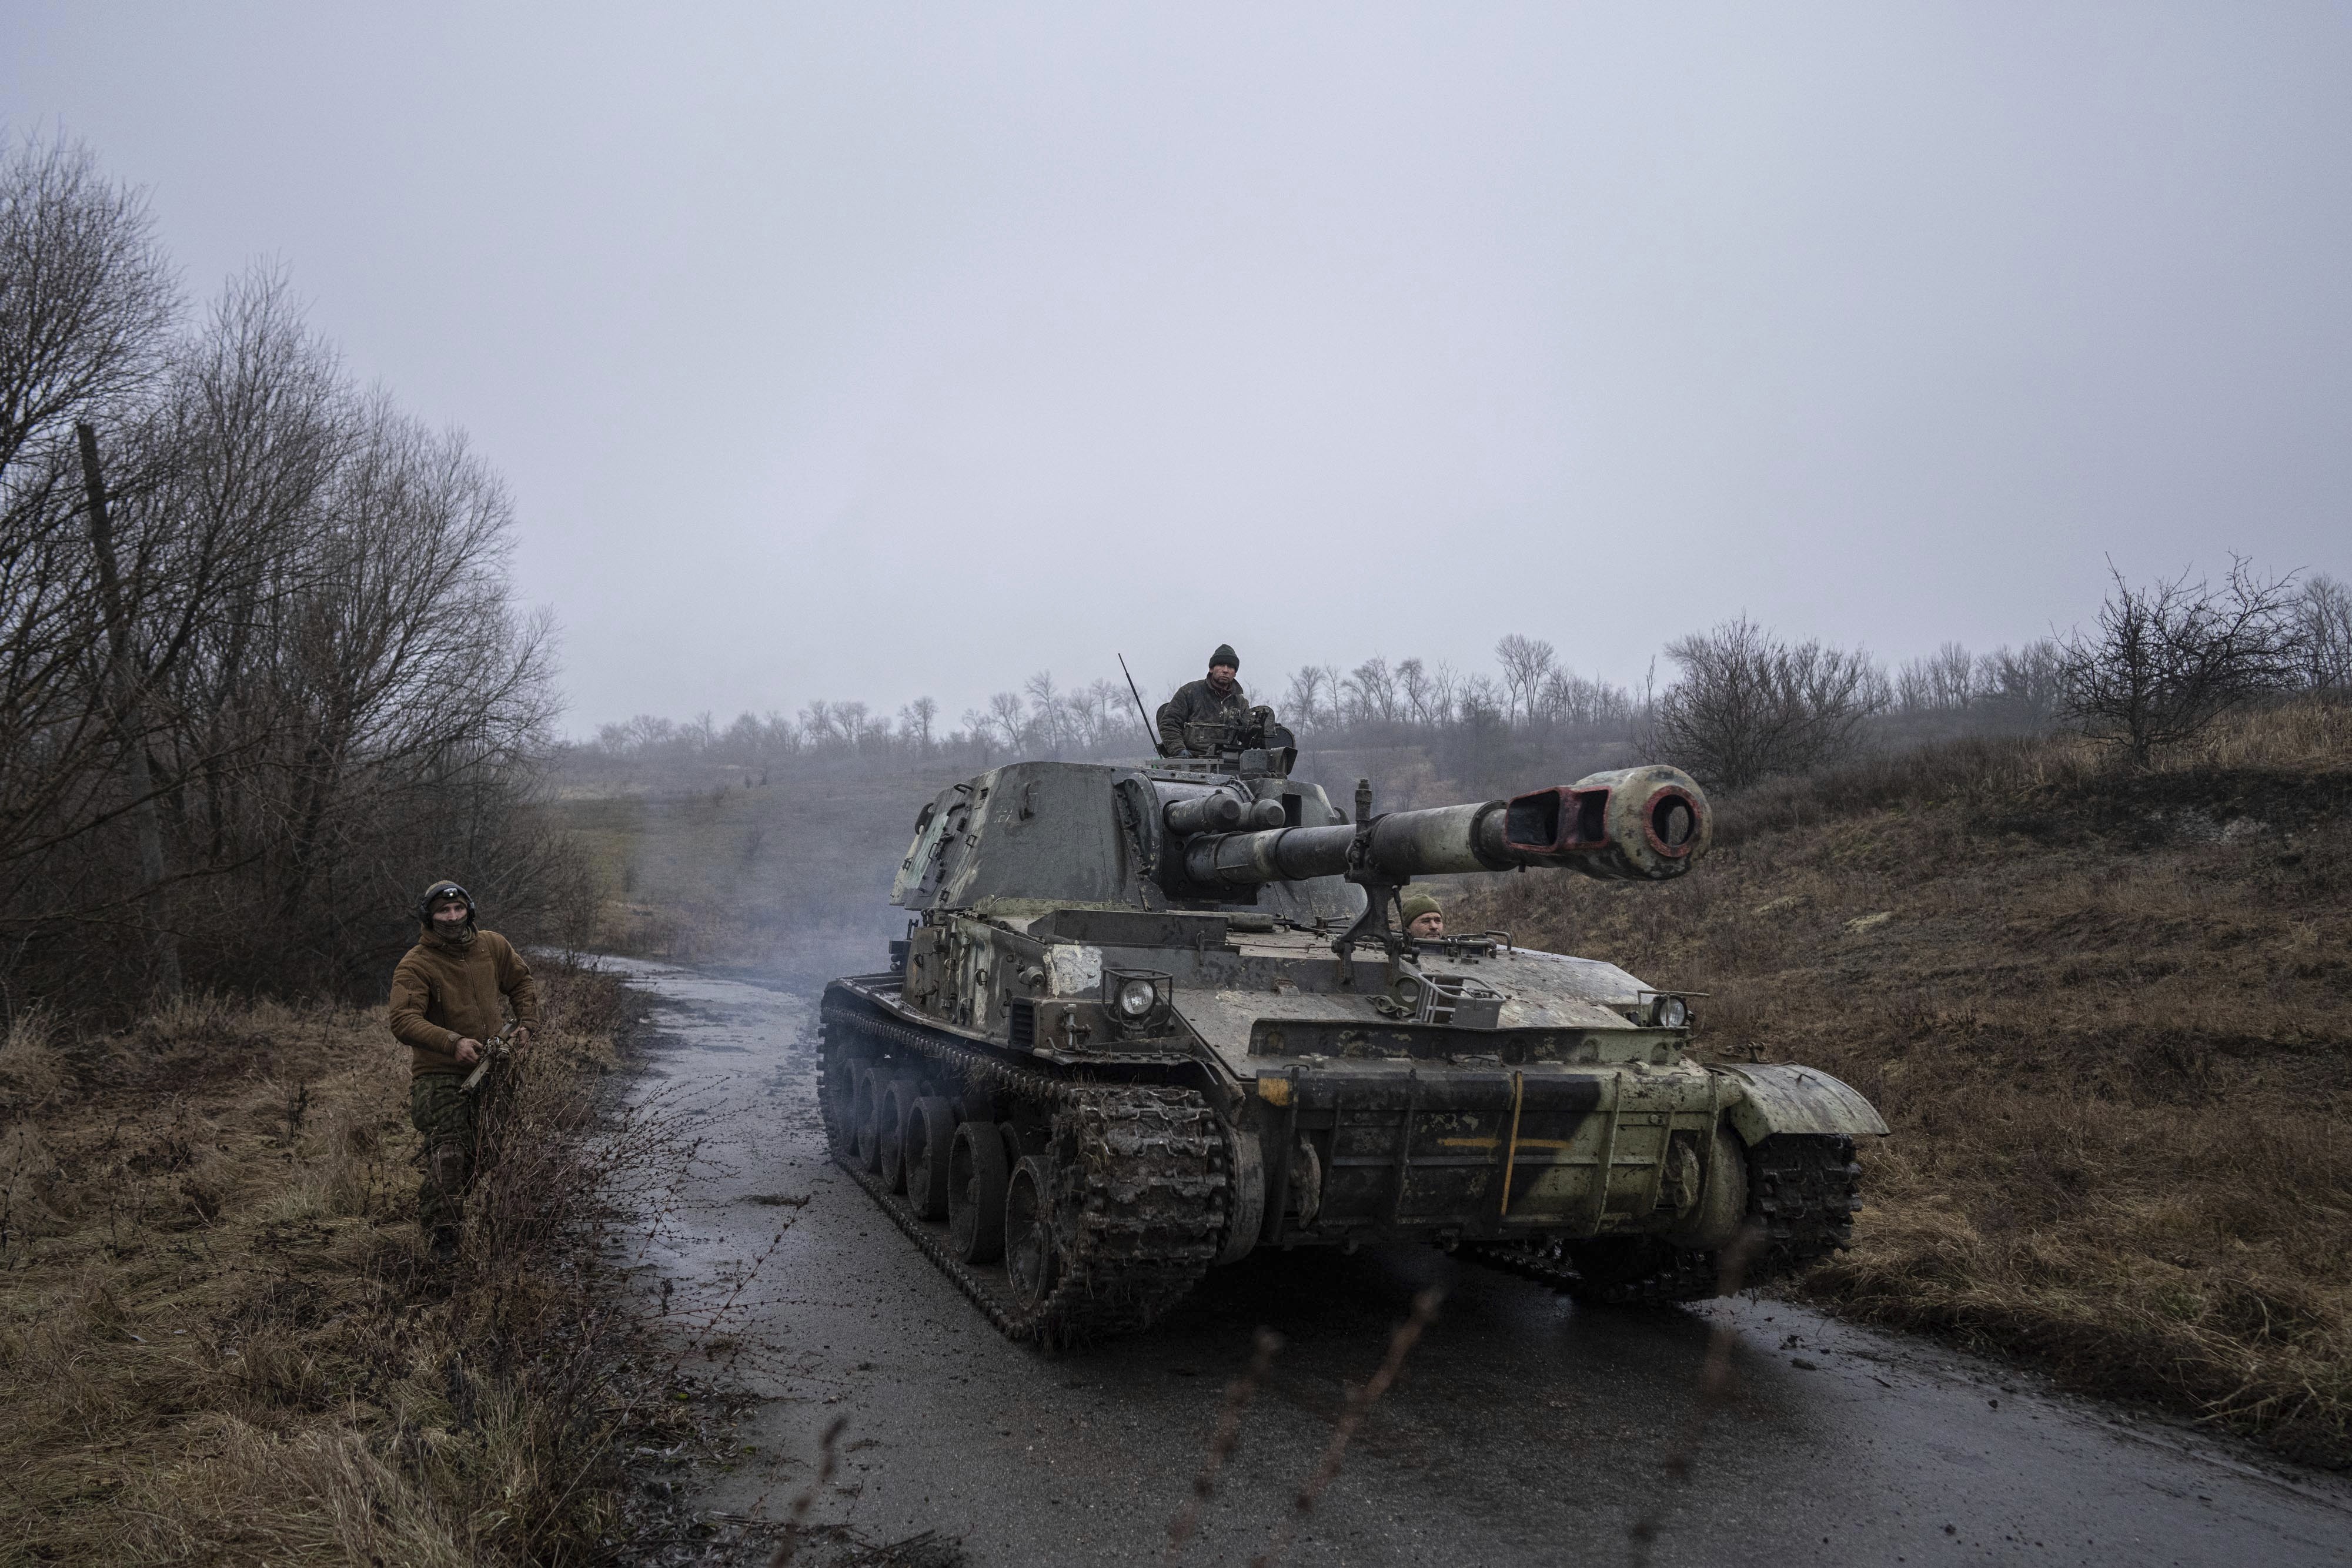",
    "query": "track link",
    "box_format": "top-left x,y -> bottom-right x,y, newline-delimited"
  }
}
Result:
1469,1134 -> 1862,1306
821,992 -> 1229,1348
